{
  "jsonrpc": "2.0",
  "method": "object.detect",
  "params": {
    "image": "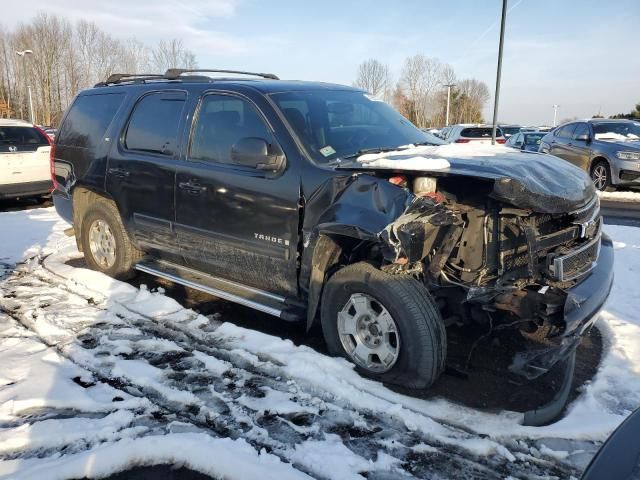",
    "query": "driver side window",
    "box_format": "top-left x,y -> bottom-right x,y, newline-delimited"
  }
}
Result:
189,94 -> 274,165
